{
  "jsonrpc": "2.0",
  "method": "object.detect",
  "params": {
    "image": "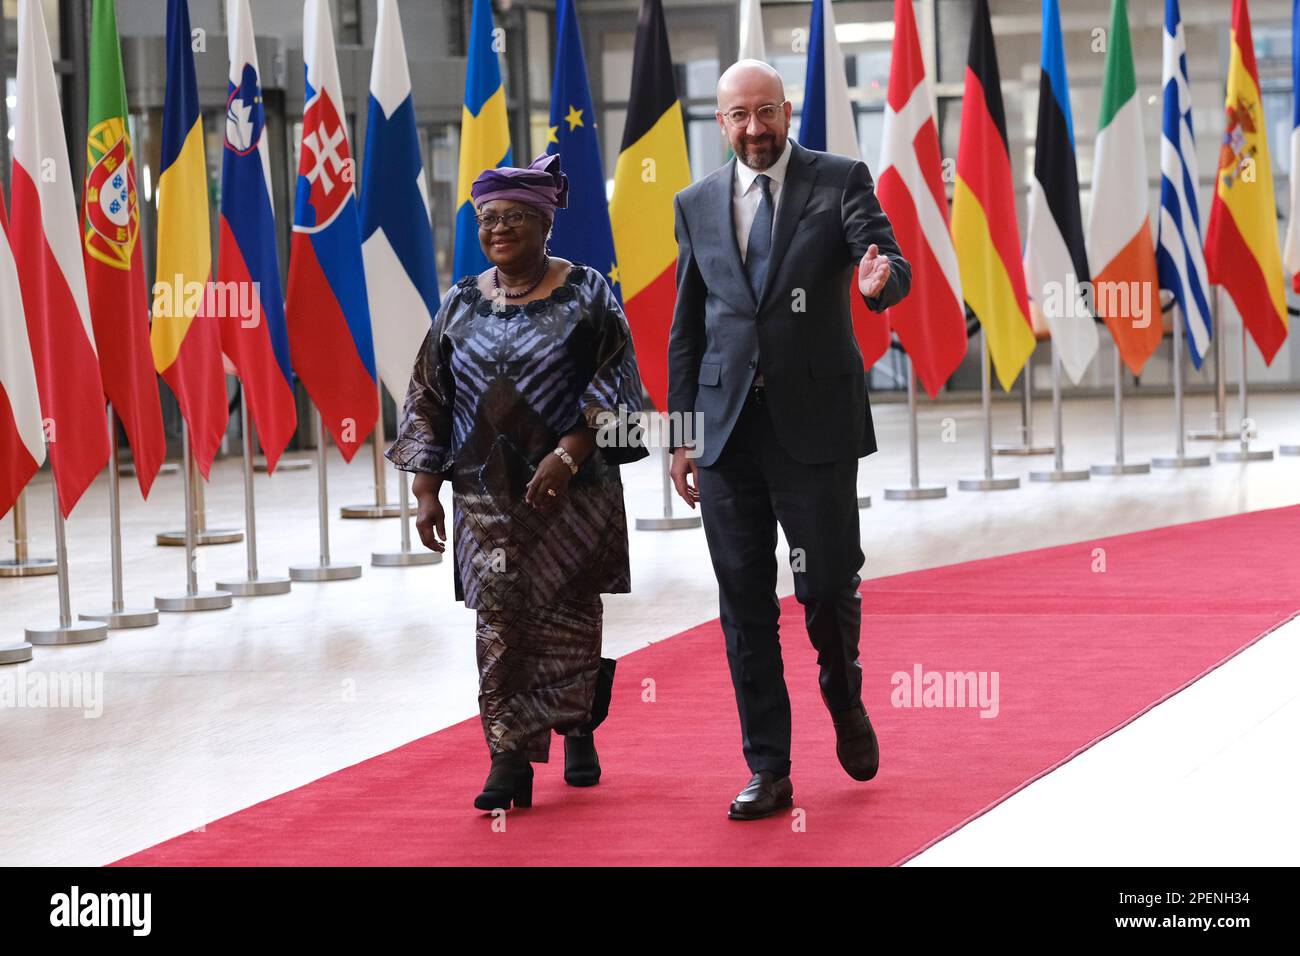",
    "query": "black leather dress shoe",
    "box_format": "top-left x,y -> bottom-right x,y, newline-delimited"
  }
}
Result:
832,703 -> 879,781
563,732 -> 600,786
728,771 -> 794,820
